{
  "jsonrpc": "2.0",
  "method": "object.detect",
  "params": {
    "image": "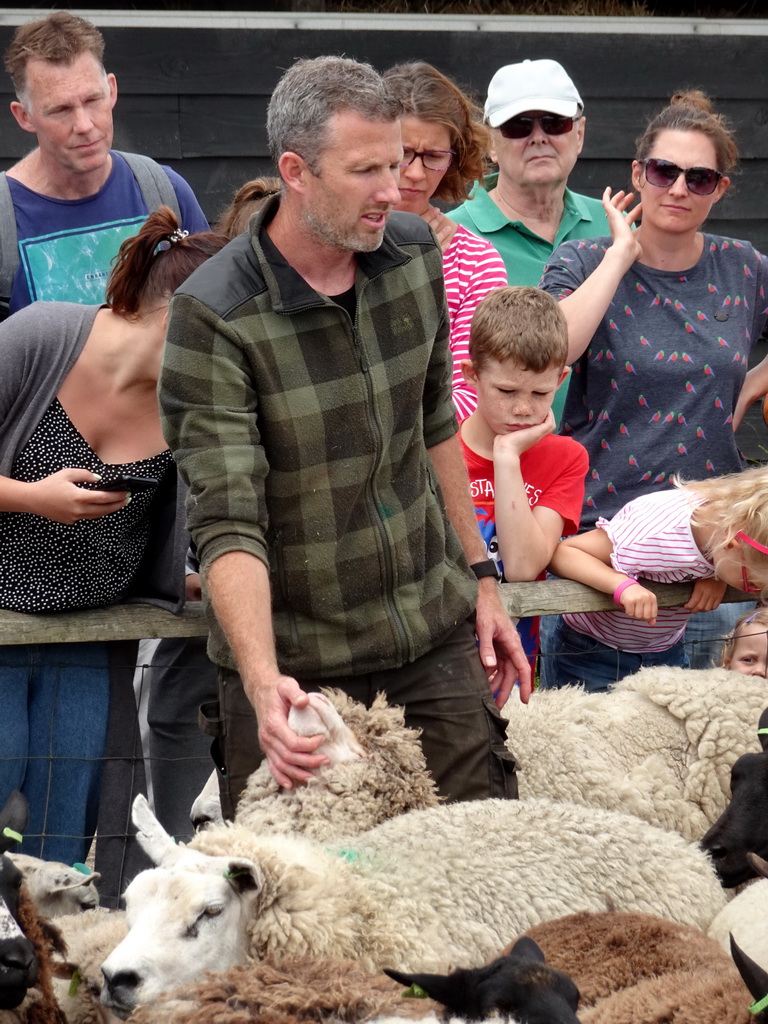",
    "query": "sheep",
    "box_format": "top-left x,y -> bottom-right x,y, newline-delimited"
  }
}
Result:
708,854 -> 768,966
123,937 -> 579,1024
97,792 -> 727,1017
515,910 -> 761,1024
0,792 -> 67,1024
7,856 -> 100,919
701,707 -> 768,887
503,665 -> 768,840
48,910 -> 128,1024
190,690 -> 439,837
